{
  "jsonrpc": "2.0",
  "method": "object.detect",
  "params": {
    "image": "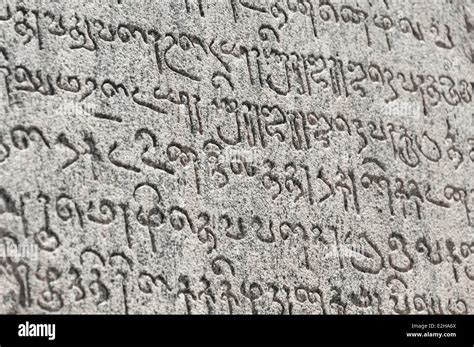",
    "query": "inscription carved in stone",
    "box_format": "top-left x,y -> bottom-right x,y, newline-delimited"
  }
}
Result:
0,0 -> 472,314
